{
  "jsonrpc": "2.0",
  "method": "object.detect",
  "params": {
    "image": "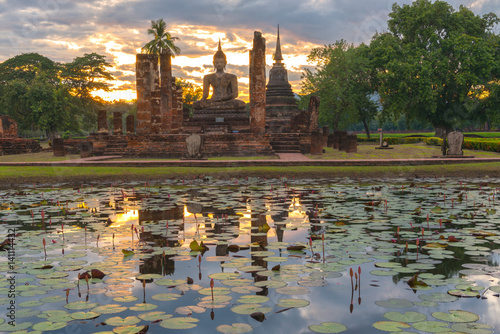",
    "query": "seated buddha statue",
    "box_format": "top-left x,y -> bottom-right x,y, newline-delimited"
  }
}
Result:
193,41 -> 246,110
